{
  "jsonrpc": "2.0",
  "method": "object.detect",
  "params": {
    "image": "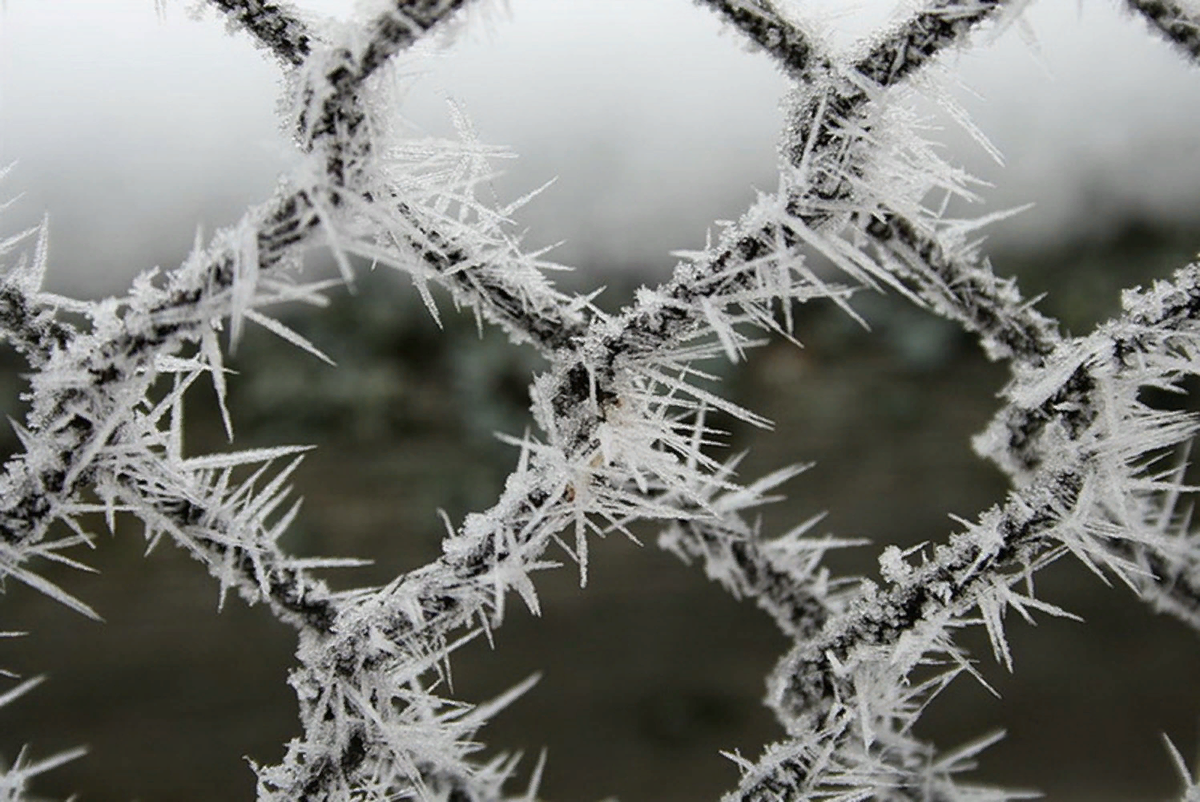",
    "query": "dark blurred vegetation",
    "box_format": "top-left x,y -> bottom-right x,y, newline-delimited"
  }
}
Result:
1,220 -> 1200,801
